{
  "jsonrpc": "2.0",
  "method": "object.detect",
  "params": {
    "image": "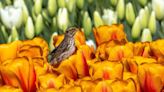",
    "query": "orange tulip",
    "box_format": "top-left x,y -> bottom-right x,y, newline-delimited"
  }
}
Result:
55,57 -> 77,80
74,77 -> 96,92
0,40 -> 22,64
17,37 -> 49,61
92,78 -> 136,92
106,44 -> 133,61
0,57 -> 36,92
138,63 -> 164,92
150,39 -> 164,63
74,50 -> 90,77
38,73 -> 65,89
109,78 -> 137,92
93,24 -> 127,46
133,42 -> 151,57
74,30 -> 86,48
89,61 -> 123,80
0,85 -> 23,92
123,56 -> 156,74
94,81 -> 112,92
123,72 -> 141,92
32,57 -> 52,76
